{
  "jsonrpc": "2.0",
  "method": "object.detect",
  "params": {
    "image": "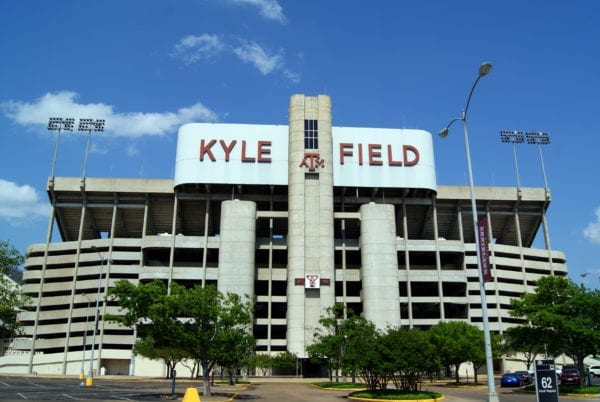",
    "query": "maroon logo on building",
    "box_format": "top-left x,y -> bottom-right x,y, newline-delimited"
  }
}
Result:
299,152 -> 324,171
305,274 -> 320,288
